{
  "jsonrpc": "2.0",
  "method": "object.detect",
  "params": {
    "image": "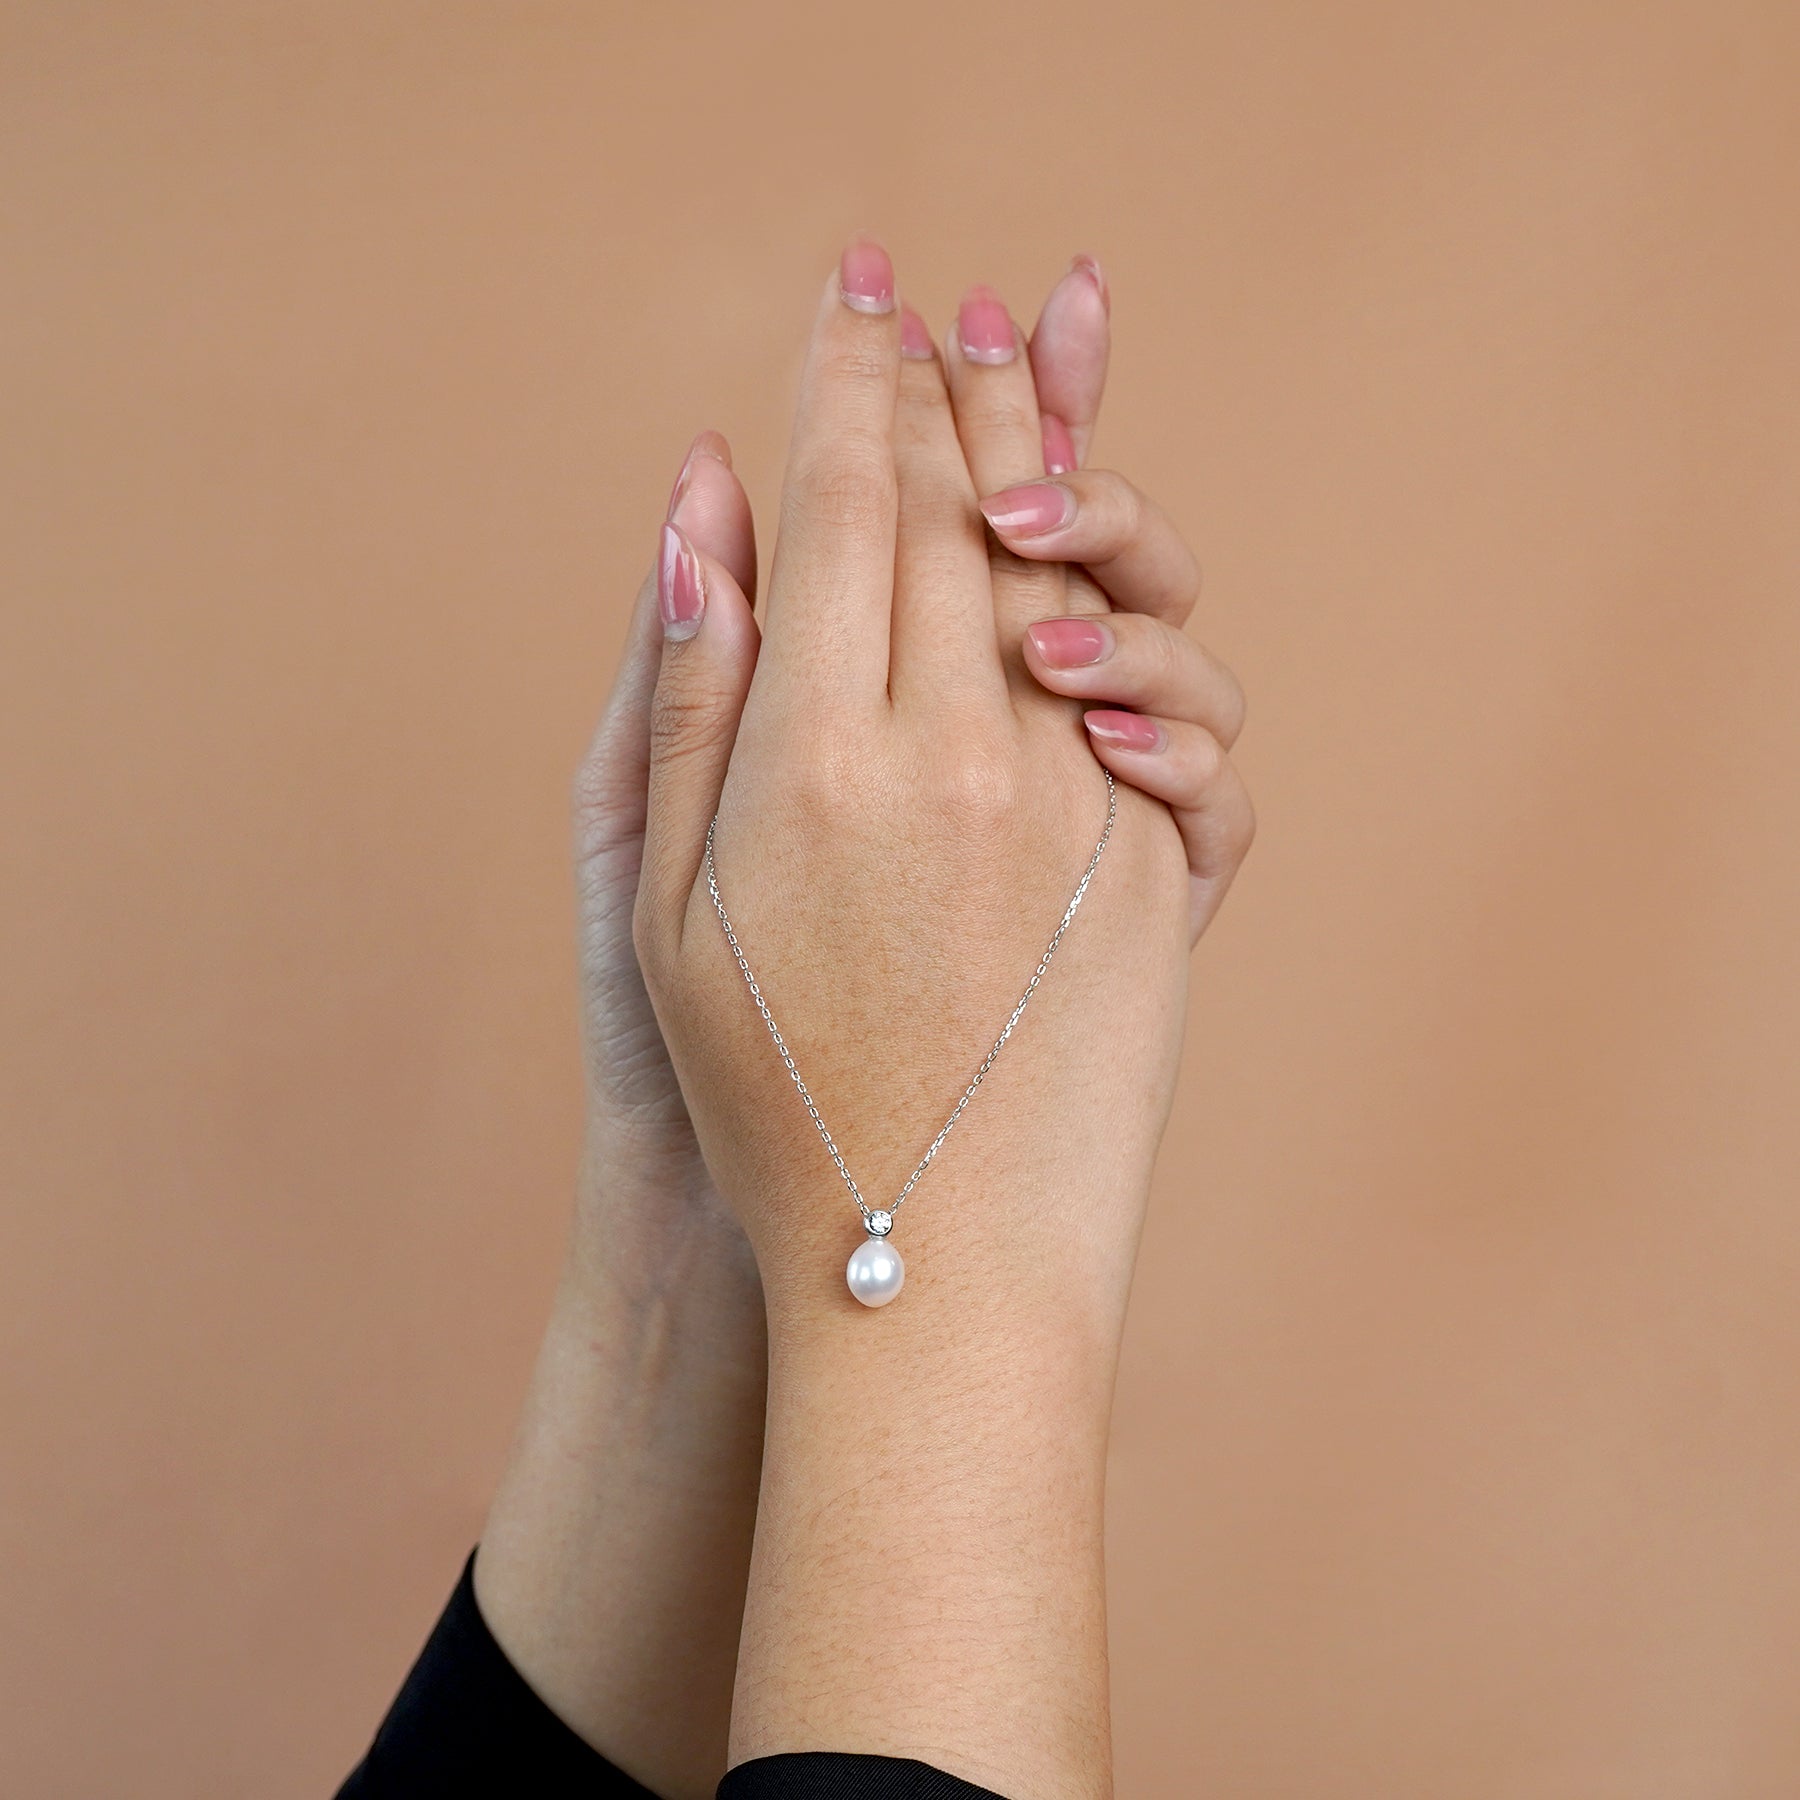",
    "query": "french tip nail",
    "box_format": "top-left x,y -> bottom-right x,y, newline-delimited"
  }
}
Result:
692,428 -> 732,468
1070,253 -> 1110,316
957,283 -> 1017,364
840,237 -> 897,314
658,521 -> 705,639
978,481 -> 1075,538
1084,709 -> 1161,751
665,458 -> 691,521
899,306 -> 936,360
667,431 -> 730,518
